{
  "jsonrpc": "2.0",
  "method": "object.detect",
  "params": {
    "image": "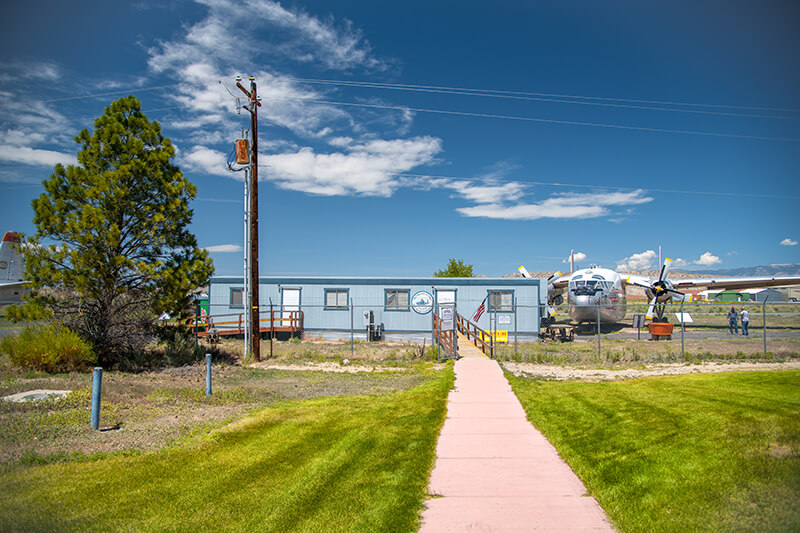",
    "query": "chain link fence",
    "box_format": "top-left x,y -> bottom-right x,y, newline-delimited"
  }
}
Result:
200,300 -> 800,364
